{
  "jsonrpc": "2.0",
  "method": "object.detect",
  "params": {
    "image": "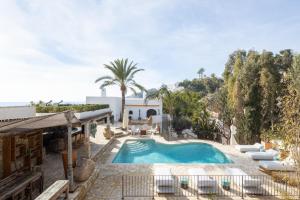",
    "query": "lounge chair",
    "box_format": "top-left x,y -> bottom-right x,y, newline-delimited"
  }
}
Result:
246,149 -> 278,160
147,125 -> 159,135
225,168 -> 262,194
154,168 -> 175,194
188,169 -> 217,194
131,125 -> 140,135
259,157 -> 295,171
235,143 -> 263,153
